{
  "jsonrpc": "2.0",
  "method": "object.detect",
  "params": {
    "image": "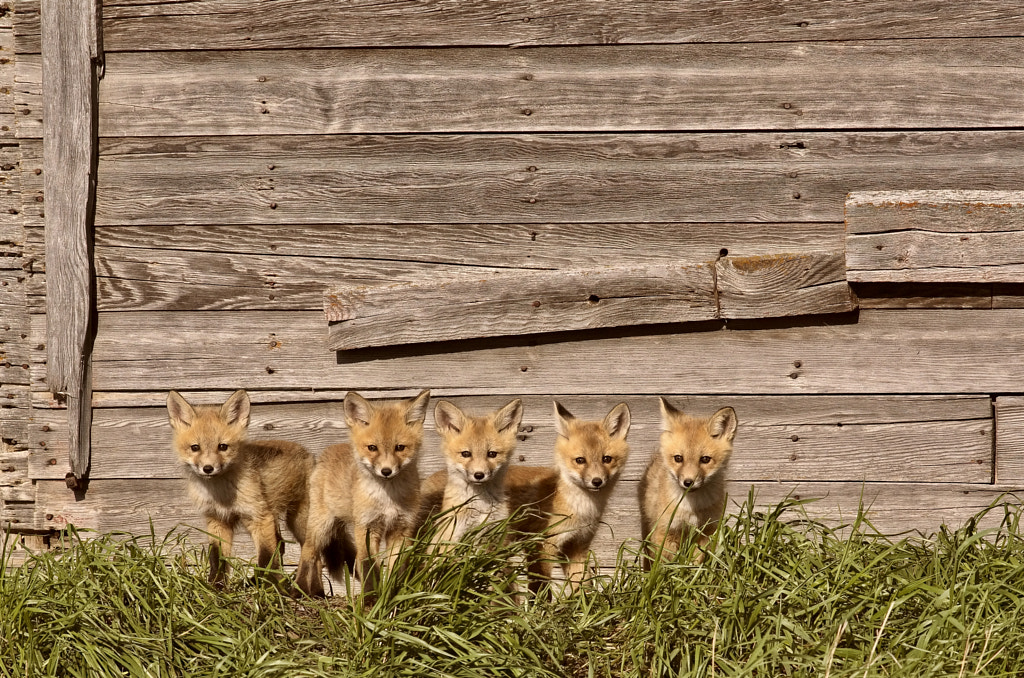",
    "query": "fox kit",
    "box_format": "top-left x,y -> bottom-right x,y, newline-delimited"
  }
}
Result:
166,390 -> 313,586
639,398 -> 737,568
419,399 -> 524,551
296,389 -> 430,598
506,401 -> 631,593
